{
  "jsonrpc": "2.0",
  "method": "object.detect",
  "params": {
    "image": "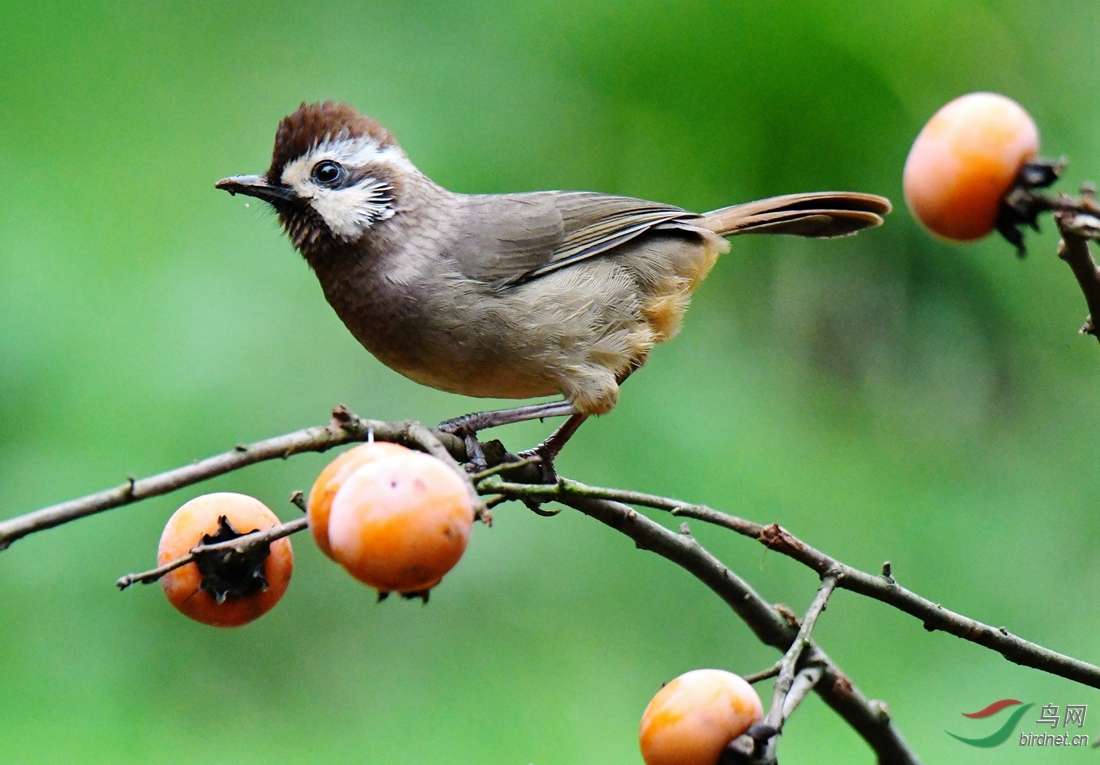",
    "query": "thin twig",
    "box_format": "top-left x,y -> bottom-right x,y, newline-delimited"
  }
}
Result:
116,516 -> 308,589
483,477 -> 1100,691
742,663 -> 782,685
406,420 -> 465,468
468,455 -> 542,482
994,168 -> 1100,342
783,665 -> 825,720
